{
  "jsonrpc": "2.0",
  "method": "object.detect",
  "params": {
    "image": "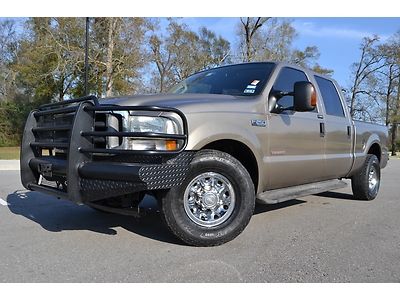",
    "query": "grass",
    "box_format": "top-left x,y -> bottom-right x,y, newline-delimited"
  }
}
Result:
0,147 -> 20,160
